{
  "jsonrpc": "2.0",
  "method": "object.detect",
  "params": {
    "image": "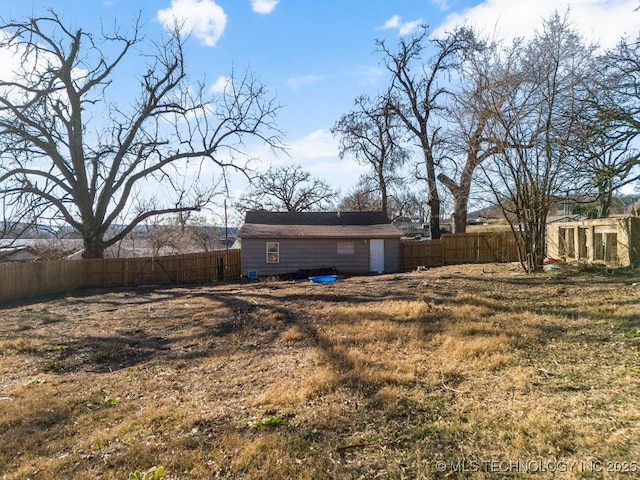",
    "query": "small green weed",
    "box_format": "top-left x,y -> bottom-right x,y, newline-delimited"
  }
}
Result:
101,396 -> 120,407
86,396 -> 120,410
128,465 -> 165,480
253,415 -> 283,429
623,328 -> 640,338
48,344 -> 68,352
